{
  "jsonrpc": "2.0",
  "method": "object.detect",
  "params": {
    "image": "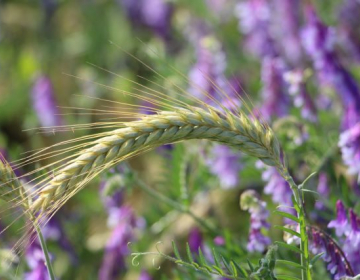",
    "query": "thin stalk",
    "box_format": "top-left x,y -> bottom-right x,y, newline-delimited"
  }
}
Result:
133,174 -> 219,236
282,171 -> 312,280
34,222 -> 56,280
